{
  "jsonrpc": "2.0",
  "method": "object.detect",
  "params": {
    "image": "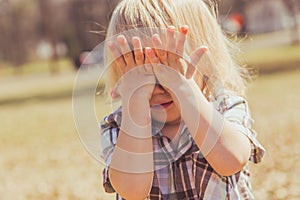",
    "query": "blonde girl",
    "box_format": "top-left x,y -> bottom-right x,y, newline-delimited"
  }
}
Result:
100,0 -> 265,199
